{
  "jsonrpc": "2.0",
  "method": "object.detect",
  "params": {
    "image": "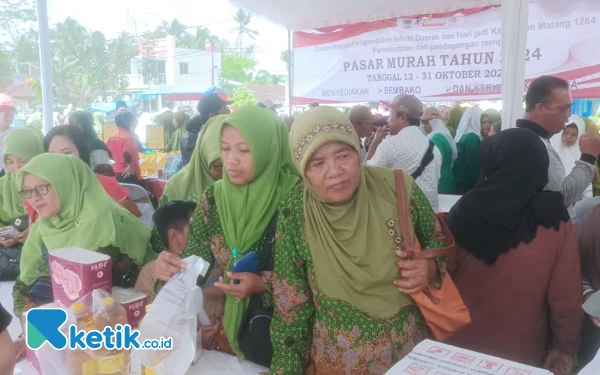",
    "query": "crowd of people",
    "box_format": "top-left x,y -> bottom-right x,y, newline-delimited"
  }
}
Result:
0,75 -> 599,375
